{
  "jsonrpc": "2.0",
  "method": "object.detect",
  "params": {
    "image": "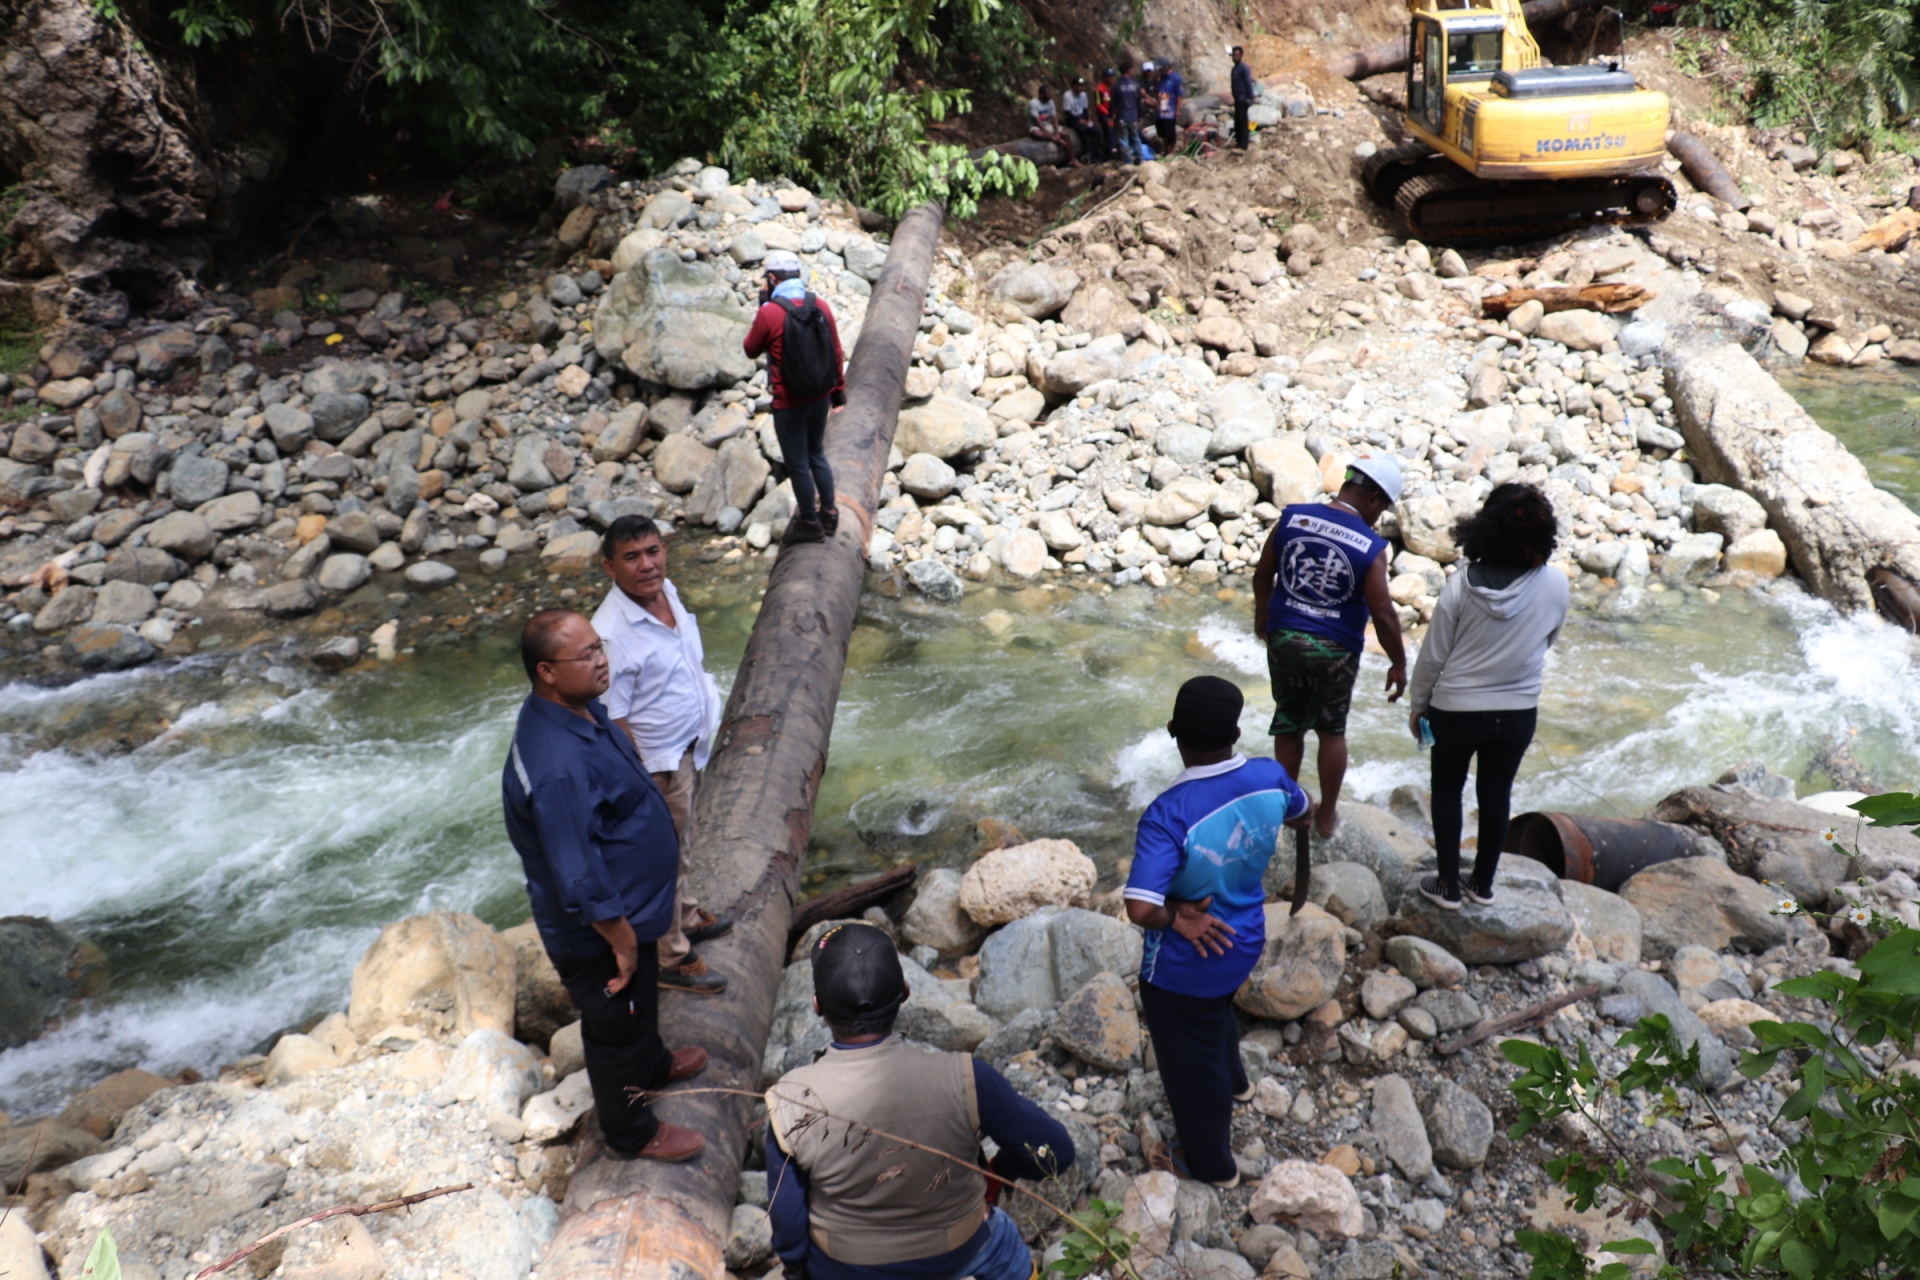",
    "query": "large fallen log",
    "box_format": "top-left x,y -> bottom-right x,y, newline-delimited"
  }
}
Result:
1328,0 -> 1610,80
536,202 -> 946,1280
1667,131 -> 1750,212
967,137 -> 1071,166
1481,282 -> 1654,317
